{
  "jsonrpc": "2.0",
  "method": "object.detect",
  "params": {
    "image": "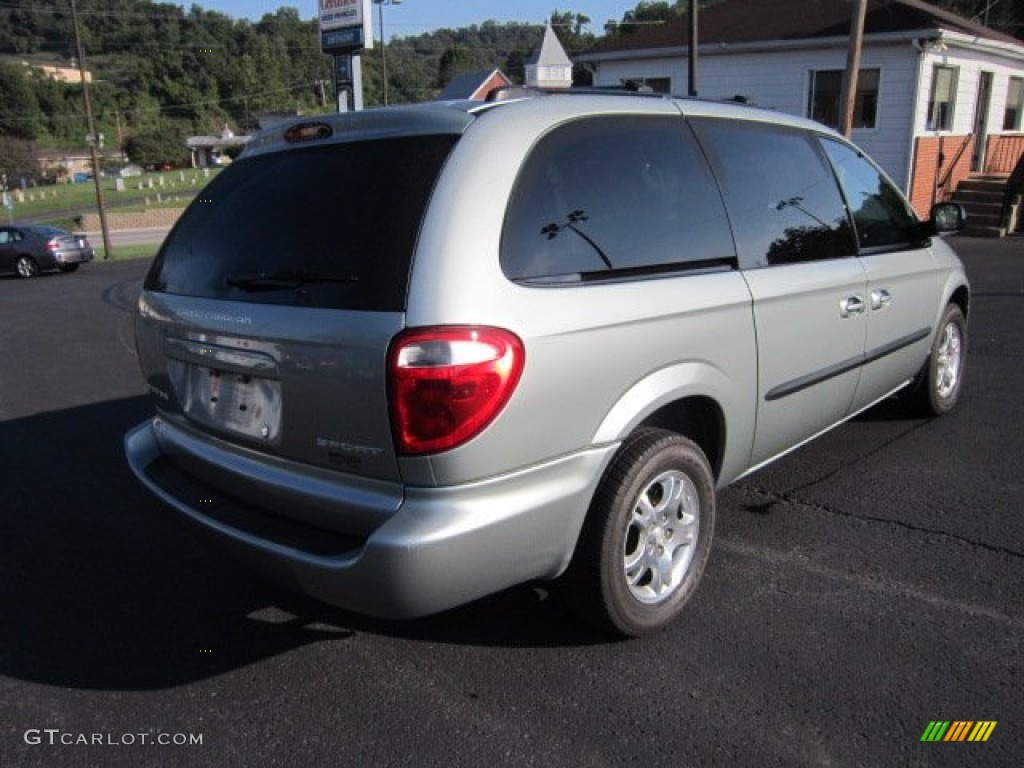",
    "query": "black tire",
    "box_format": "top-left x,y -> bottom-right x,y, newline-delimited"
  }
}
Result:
562,428 -> 716,637
15,255 -> 39,278
58,263 -> 80,273
912,304 -> 967,416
